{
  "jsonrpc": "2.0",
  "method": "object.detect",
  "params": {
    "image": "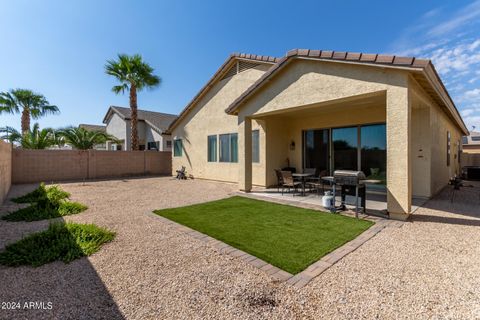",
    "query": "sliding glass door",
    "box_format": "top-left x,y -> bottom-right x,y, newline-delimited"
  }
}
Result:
302,123 -> 386,183
303,129 -> 329,174
332,127 -> 358,171
361,124 -> 386,183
